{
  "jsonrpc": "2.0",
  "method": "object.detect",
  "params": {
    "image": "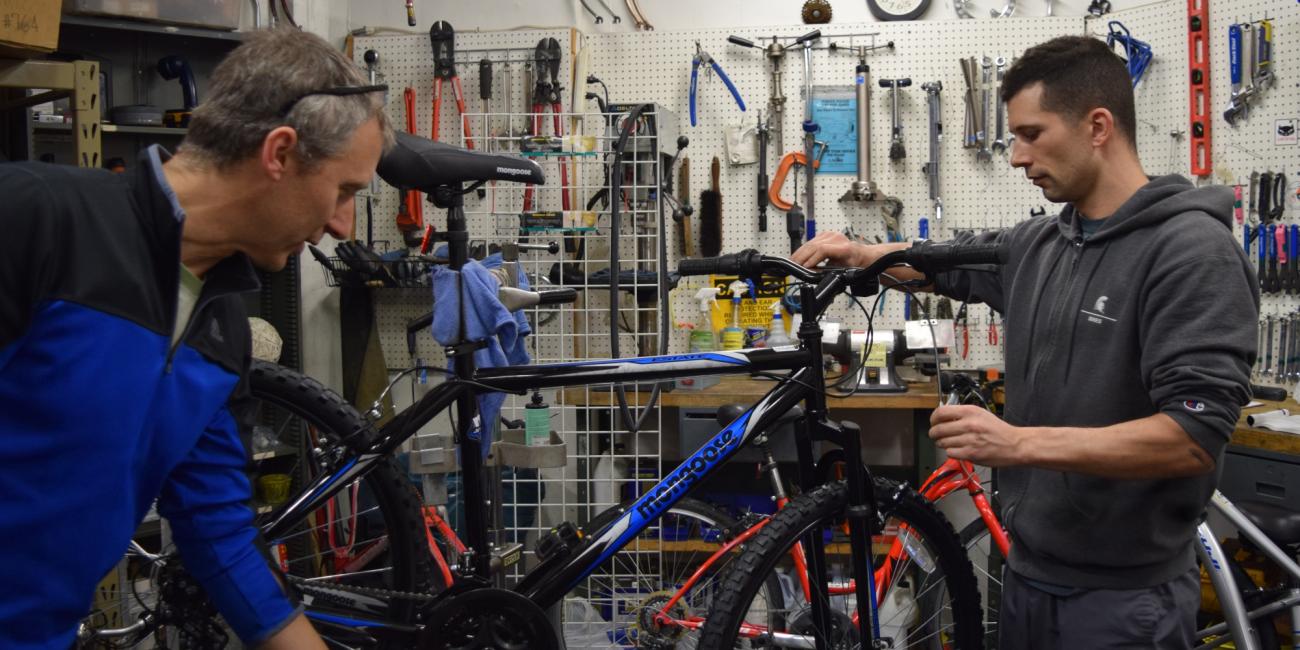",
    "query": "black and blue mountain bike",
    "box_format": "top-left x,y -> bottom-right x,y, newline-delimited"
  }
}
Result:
82,131 -> 996,649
